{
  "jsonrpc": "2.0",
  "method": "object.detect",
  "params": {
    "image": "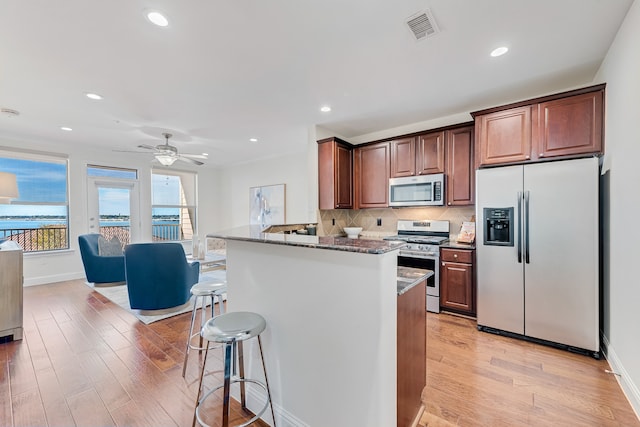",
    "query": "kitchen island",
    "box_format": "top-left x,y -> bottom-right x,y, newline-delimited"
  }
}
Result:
207,226 -> 430,427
